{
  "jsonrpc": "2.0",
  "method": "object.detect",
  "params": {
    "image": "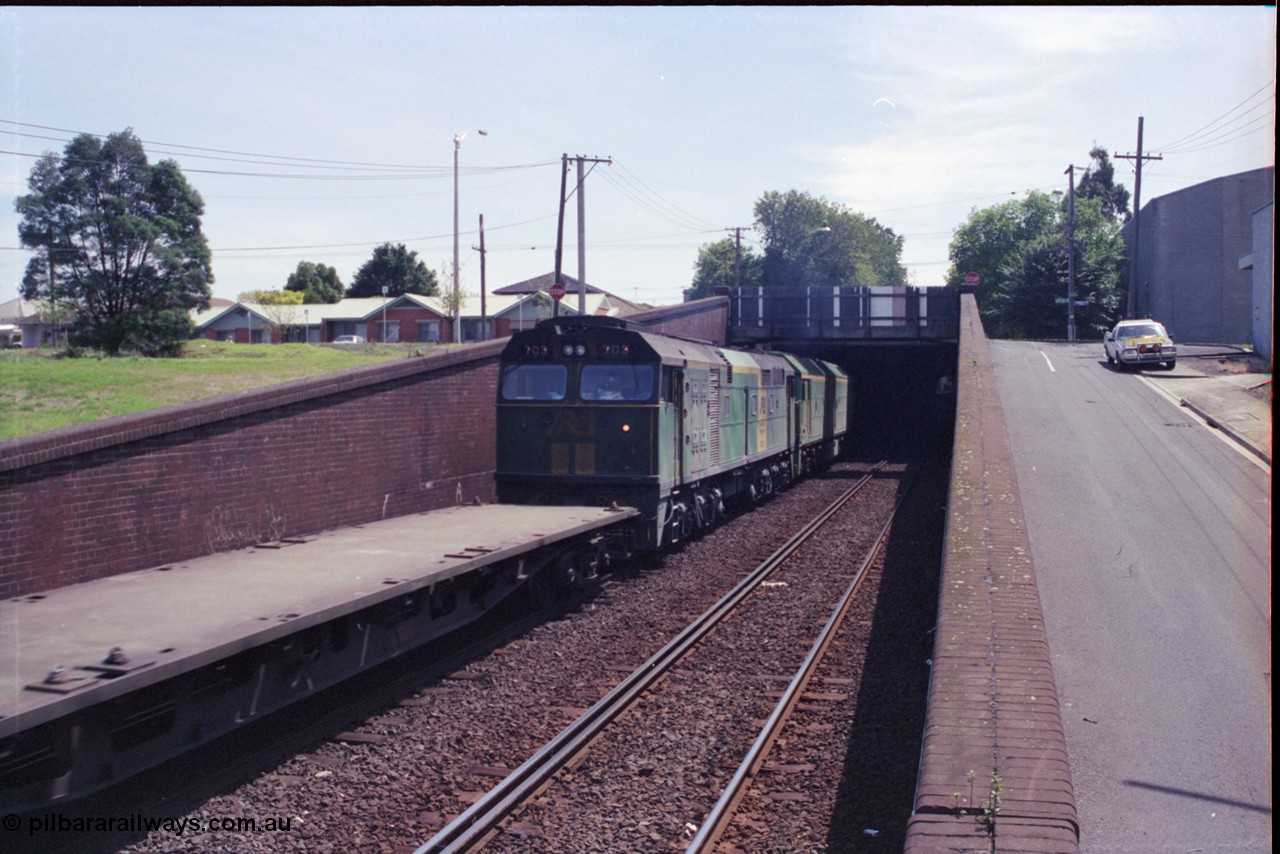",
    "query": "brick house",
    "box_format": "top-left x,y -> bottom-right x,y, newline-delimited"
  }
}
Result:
190,280 -> 635,346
